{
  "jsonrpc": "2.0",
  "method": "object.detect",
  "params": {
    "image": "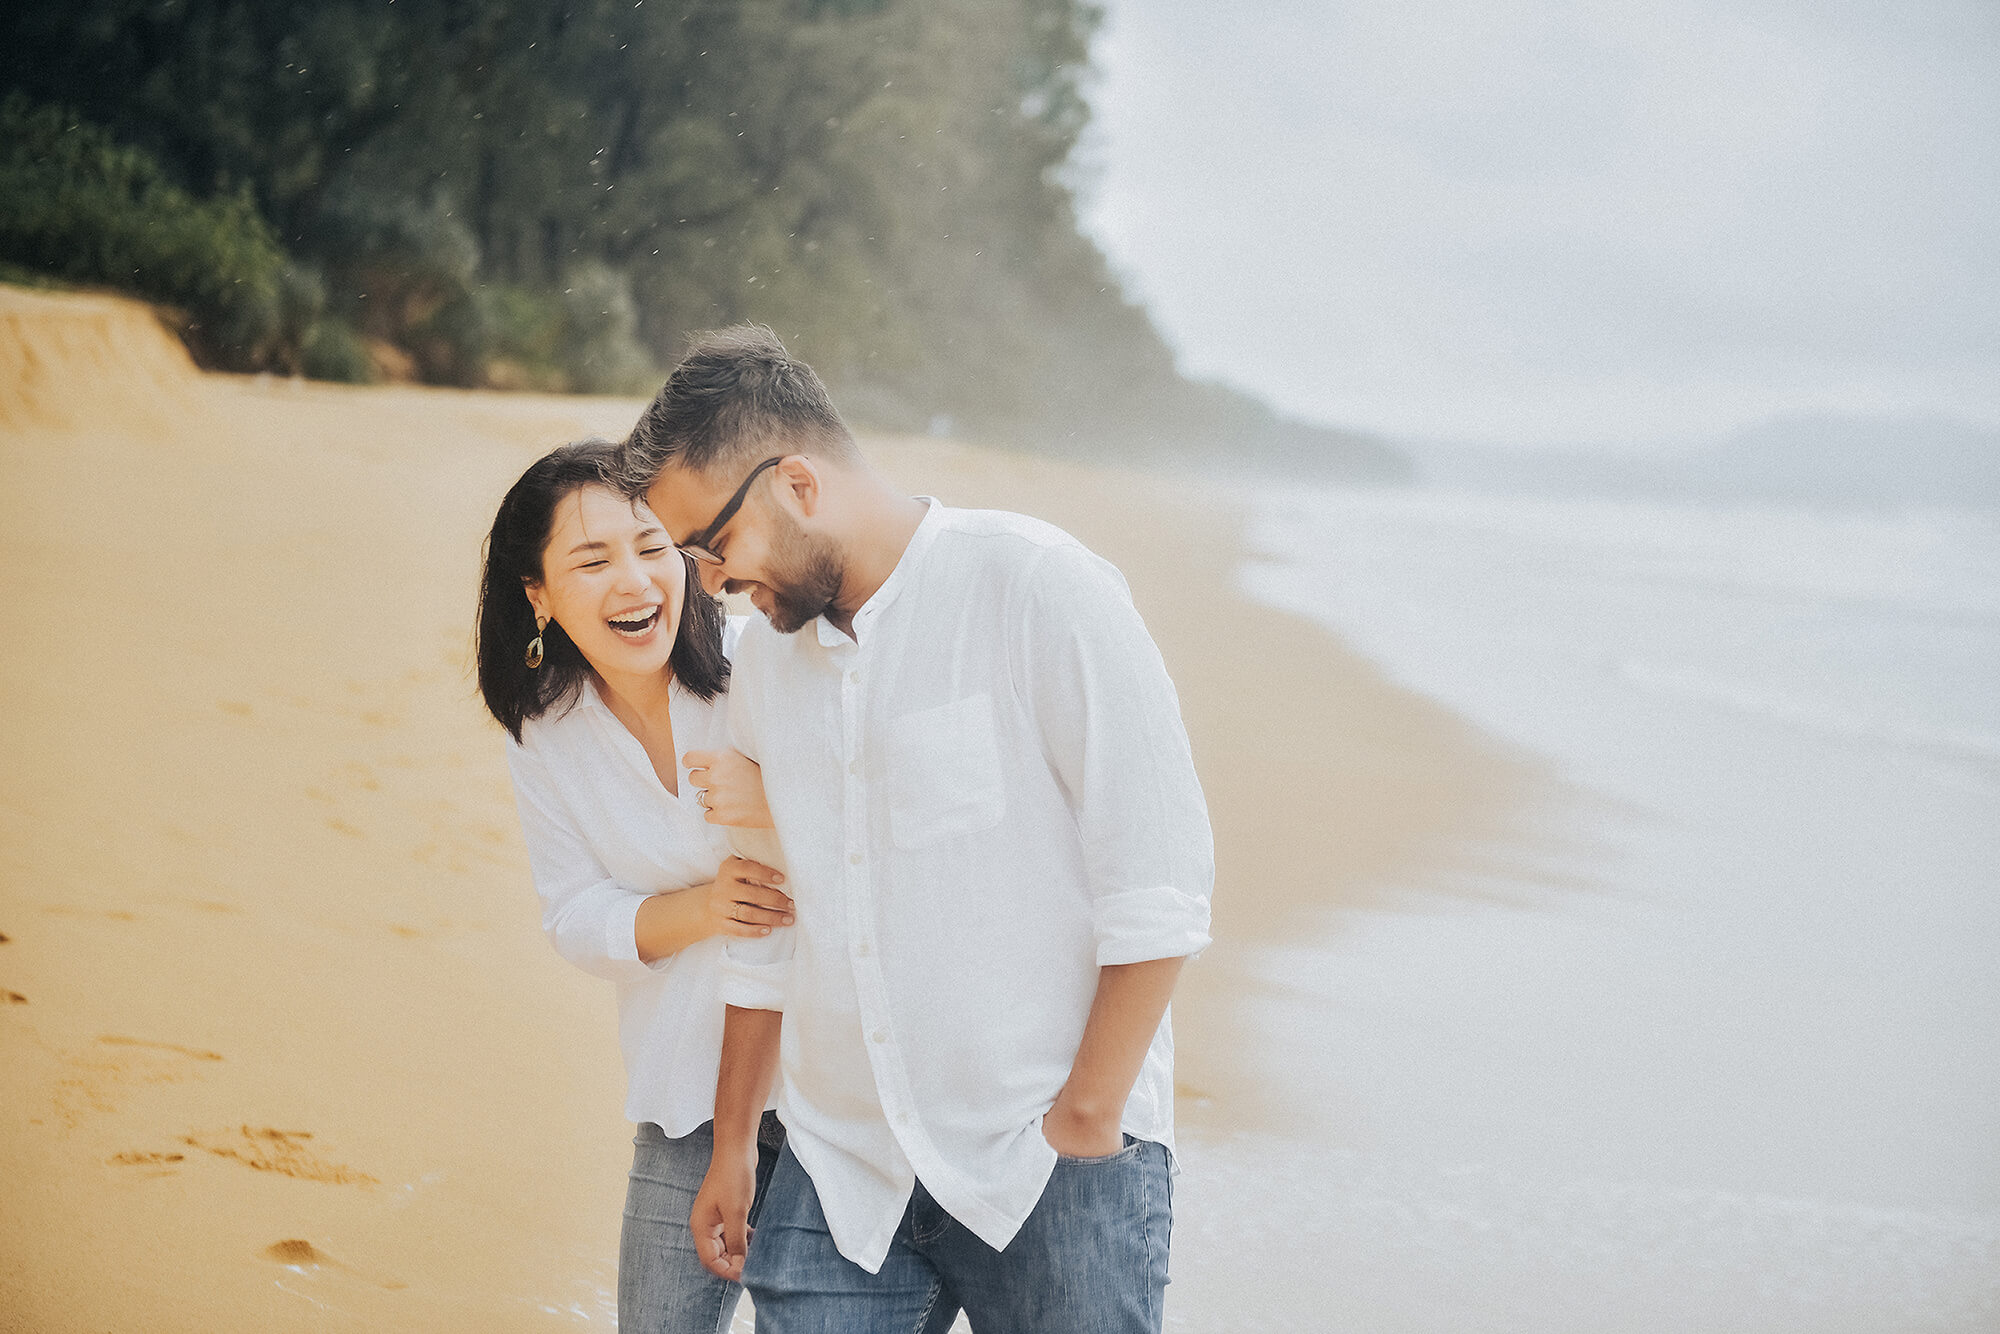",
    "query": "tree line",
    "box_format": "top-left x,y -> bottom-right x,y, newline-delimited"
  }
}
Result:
0,0 -> 1406,477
